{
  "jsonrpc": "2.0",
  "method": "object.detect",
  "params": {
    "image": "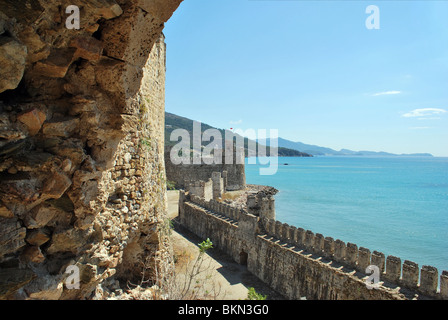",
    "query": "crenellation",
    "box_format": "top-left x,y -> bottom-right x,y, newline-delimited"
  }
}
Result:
333,239 -> 346,264
229,205 -> 234,218
275,221 -> 283,241
419,265 -> 438,296
220,203 -> 227,217
314,233 -> 324,255
440,271 -> 448,299
357,247 -> 371,273
385,255 -> 401,284
259,197 -> 276,221
287,225 -> 296,245
304,230 -> 315,252
221,203 -> 227,217
247,194 -> 257,210
294,228 -> 305,248
215,201 -> 220,214
236,208 -> 243,221
226,204 -> 233,219
261,218 -> 269,235
345,242 -> 358,268
185,178 -> 213,201
265,219 -> 274,236
224,203 -> 230,218
211,172 -> 224,199
371,251 -> 385,274
281,223 -> 290,242
270,219 -> 277,236
401,260 -> 419,290
221,205 -> 227,218
222,171 -> 228,190
323,237 -> 335,259
202,199 -> 209,211
228,207 -> 234,220
231,207 -> 239,220
210,199 -> 217,212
